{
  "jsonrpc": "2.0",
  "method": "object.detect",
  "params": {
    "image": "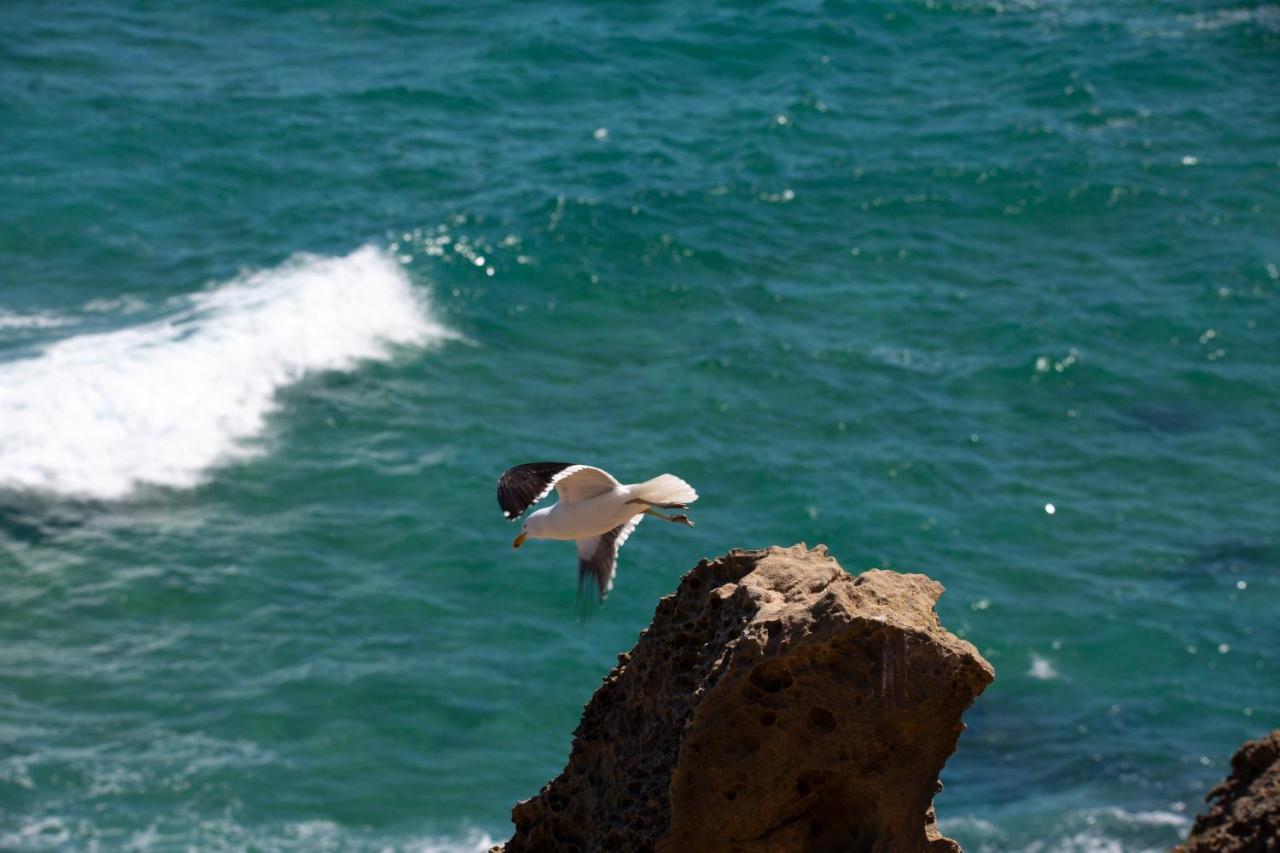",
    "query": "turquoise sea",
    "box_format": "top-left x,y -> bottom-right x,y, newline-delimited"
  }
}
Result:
2,2 -> 1277,850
